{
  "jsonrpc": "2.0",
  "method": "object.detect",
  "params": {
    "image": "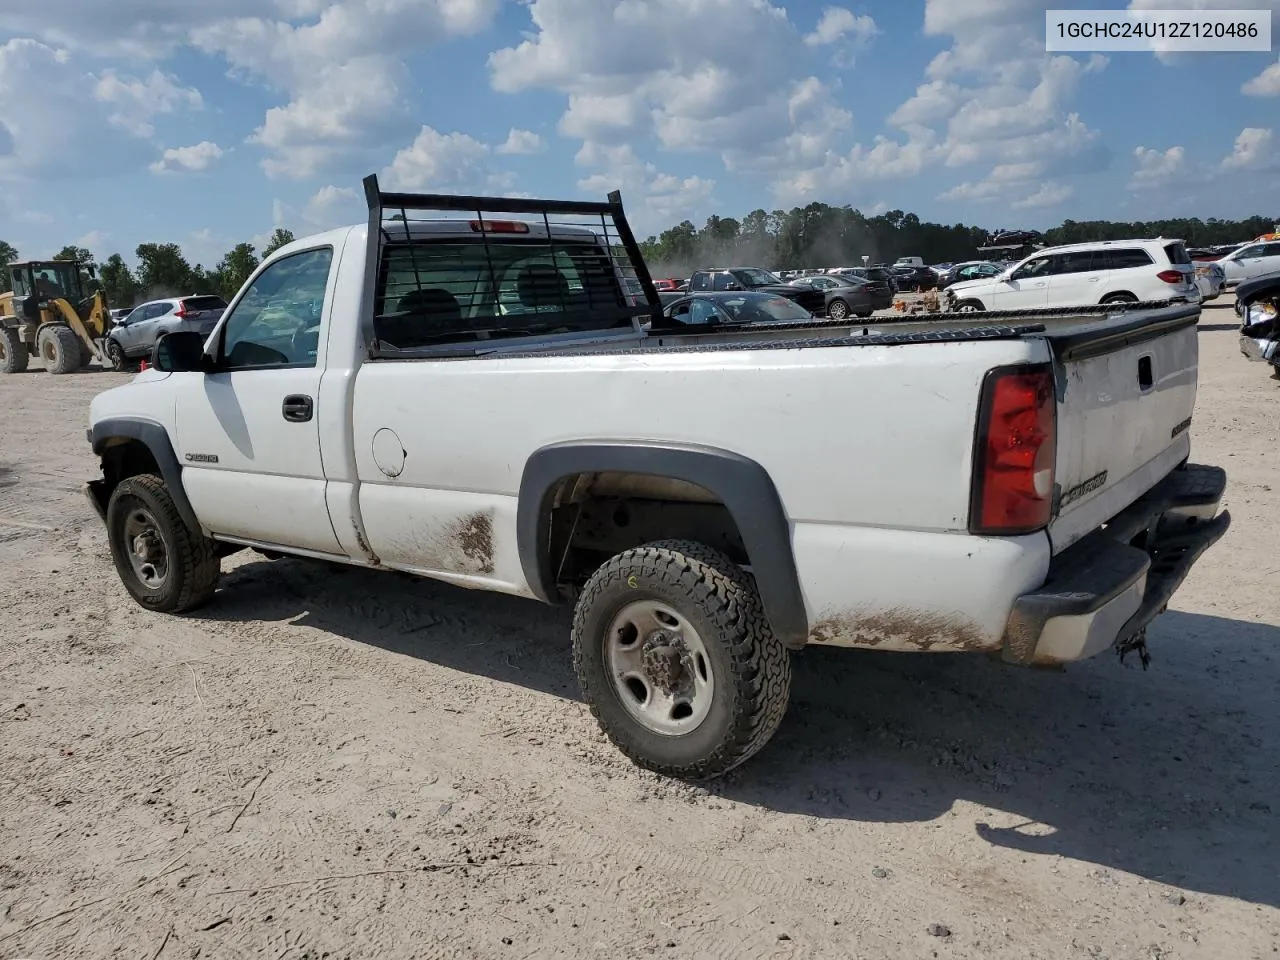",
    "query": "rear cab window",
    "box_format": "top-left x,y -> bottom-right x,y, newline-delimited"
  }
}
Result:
372,233 -> 631,349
